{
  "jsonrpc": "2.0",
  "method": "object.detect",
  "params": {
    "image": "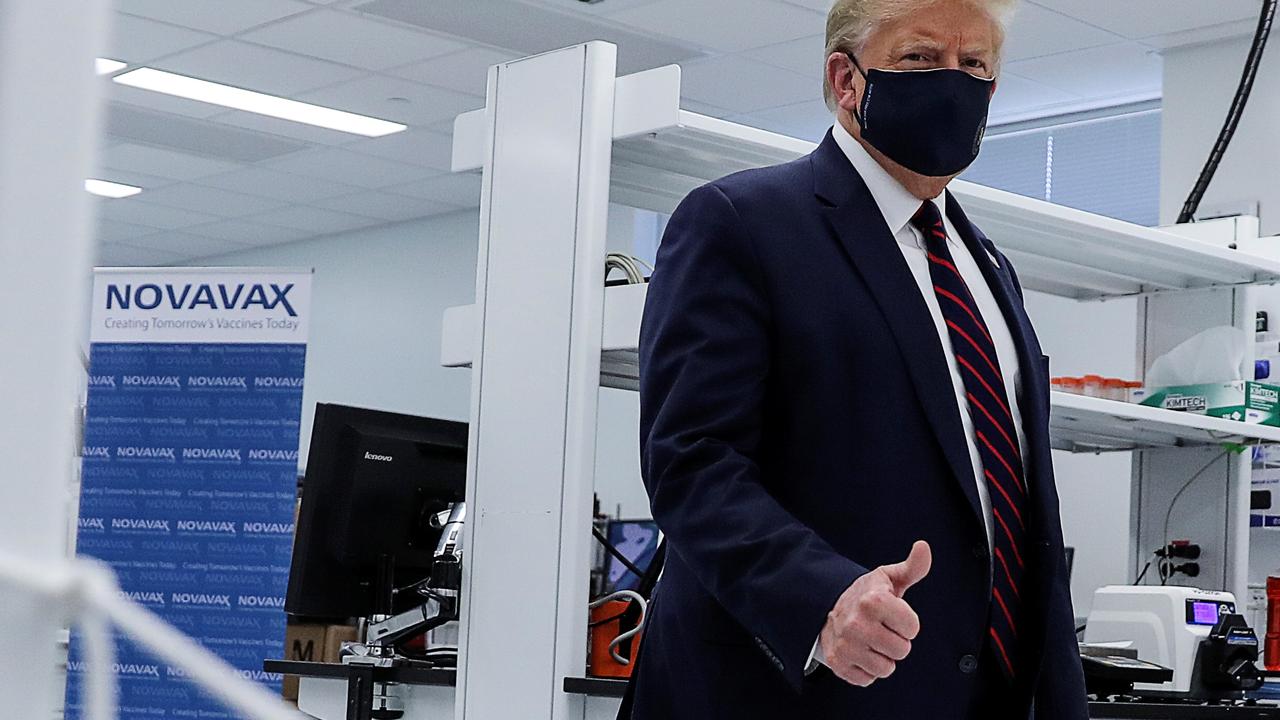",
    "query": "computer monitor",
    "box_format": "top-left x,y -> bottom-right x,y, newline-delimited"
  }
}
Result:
604,519 -> 661,593
285,403 -> 467,621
